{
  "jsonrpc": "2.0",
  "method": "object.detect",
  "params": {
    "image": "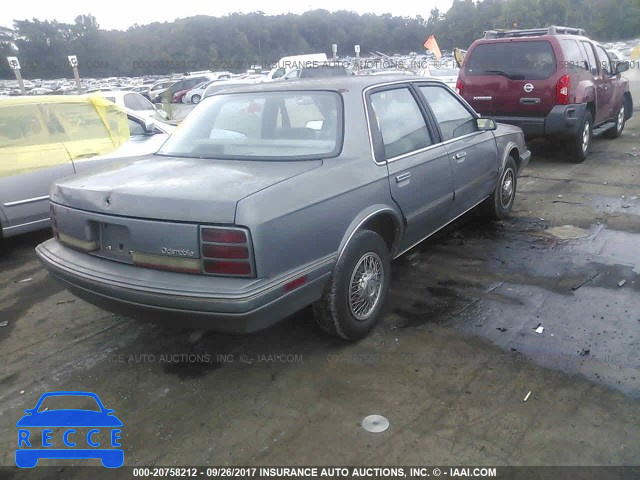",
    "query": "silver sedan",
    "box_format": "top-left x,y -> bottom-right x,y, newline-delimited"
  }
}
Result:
37,76 -> 530,340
